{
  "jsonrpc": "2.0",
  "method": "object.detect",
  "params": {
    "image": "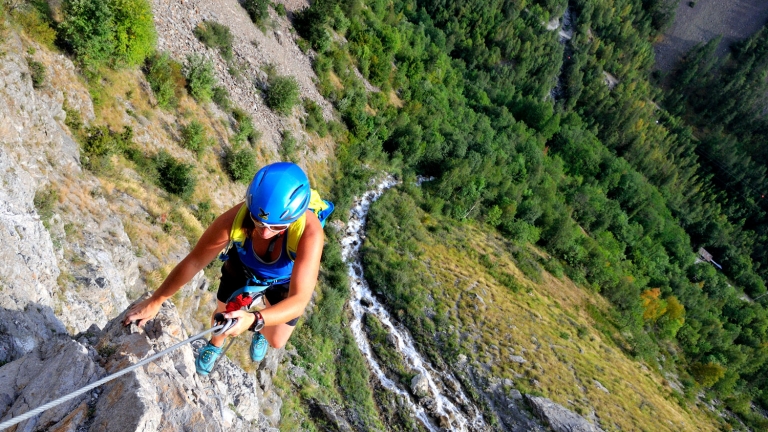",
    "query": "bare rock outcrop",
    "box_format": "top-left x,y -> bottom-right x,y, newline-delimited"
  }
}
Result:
0,30 -> 68,325
411,373 -> 430,398
0,336 -> 103,432
151,0 -> 335,158
0,300 -> 272,431
89,301 -> 269,431
0,27 -> 139,342
453,359 -> 545,432
526,395 -> 604,432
